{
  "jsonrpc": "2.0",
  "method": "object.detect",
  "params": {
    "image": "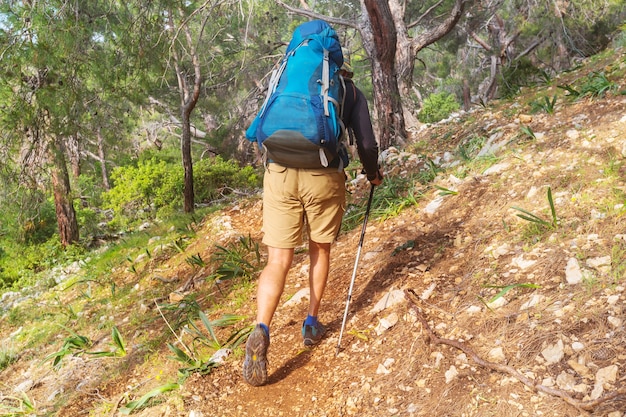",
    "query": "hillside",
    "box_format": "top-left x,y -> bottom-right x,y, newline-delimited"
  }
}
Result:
1,47 -> 626,416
